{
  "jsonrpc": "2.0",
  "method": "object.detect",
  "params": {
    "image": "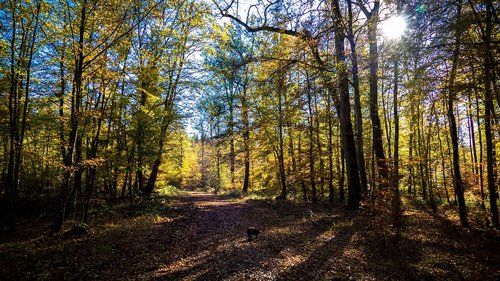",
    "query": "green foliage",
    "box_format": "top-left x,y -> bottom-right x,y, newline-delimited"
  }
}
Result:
155,185 -> 180,197
218,189 -> 243,200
